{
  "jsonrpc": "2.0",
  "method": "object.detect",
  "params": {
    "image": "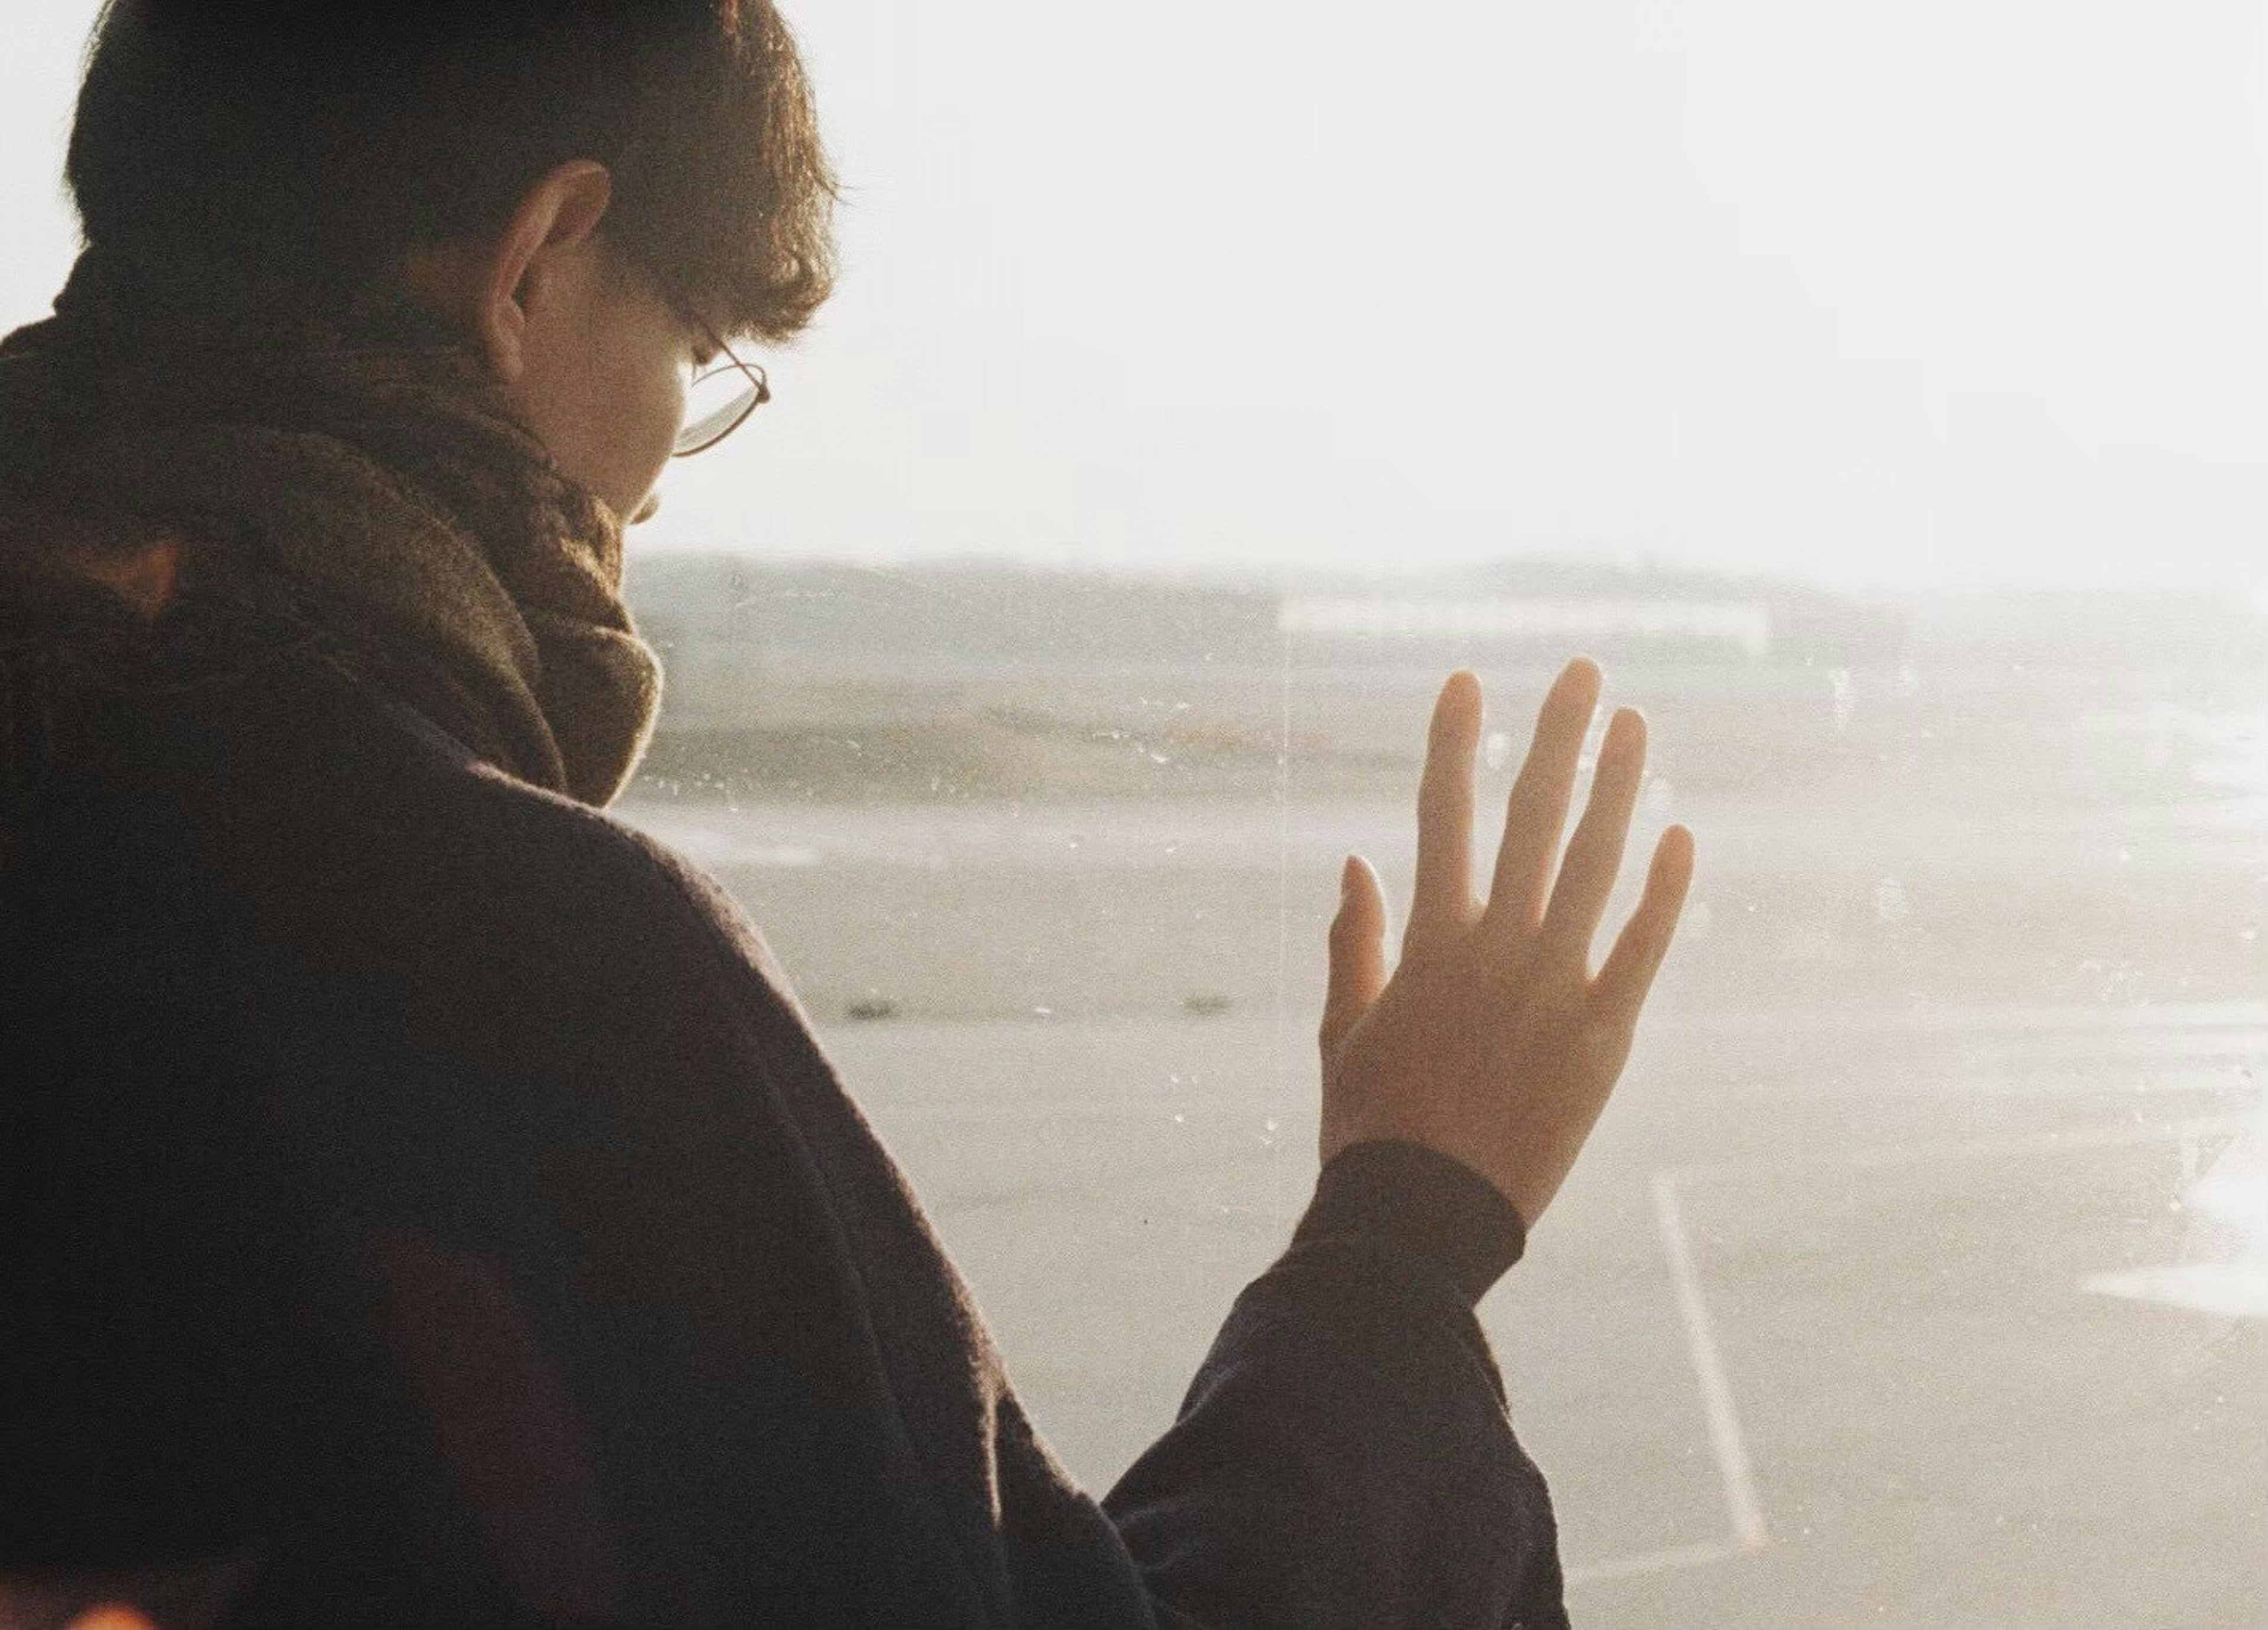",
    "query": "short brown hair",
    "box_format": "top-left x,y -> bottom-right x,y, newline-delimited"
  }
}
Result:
66,0 -> 837,343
